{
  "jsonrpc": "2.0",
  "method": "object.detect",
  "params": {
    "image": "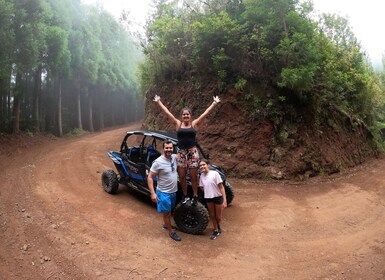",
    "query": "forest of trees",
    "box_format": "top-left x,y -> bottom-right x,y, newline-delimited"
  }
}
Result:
141,0 -> 385,145
0,0 -> 143,136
